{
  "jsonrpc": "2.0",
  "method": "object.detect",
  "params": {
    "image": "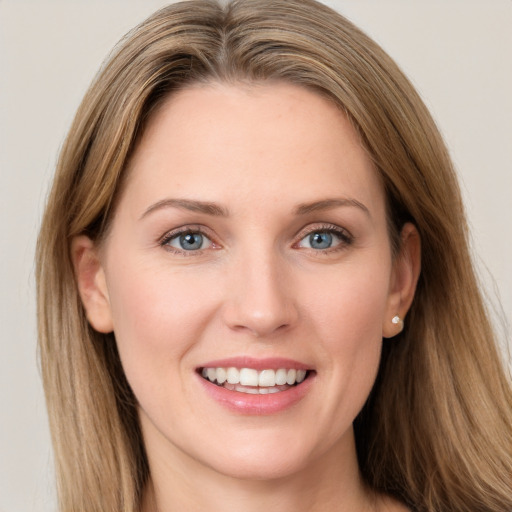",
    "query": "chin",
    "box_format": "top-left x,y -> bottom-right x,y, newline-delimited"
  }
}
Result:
196,427 -> 336,482
207,451 -> 310,481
